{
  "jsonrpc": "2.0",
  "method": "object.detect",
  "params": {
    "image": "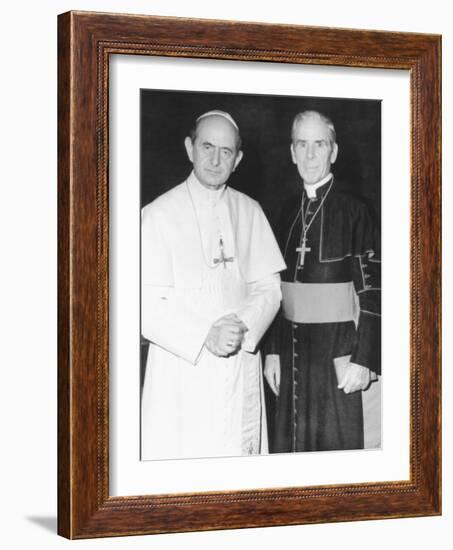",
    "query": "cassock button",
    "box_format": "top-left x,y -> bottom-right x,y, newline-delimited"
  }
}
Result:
365,284 -> 372,290
293,323 -> 298,329
293,352 -> 299,358
293,338 -> 298,344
